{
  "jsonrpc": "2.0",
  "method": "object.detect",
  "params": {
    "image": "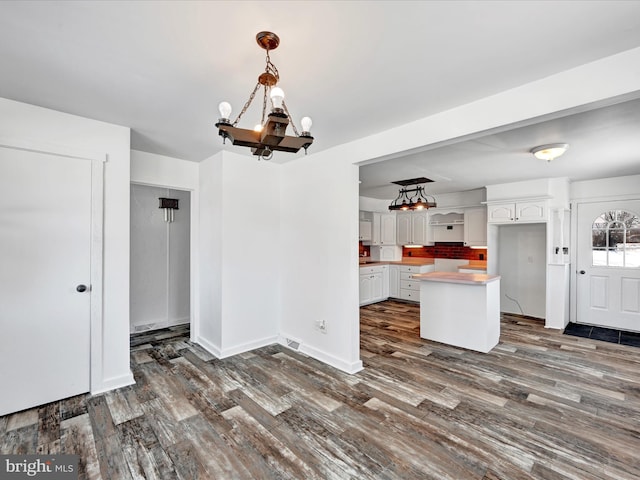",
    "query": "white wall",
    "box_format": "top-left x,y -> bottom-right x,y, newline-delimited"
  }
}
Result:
131,149 -> 198,190
0,97 -> 132,393
196,151 -> 280,357
198,153 -> 223,351
281,154 -> 362,373
498,224 -> 547,318
571,174 -> 640,201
